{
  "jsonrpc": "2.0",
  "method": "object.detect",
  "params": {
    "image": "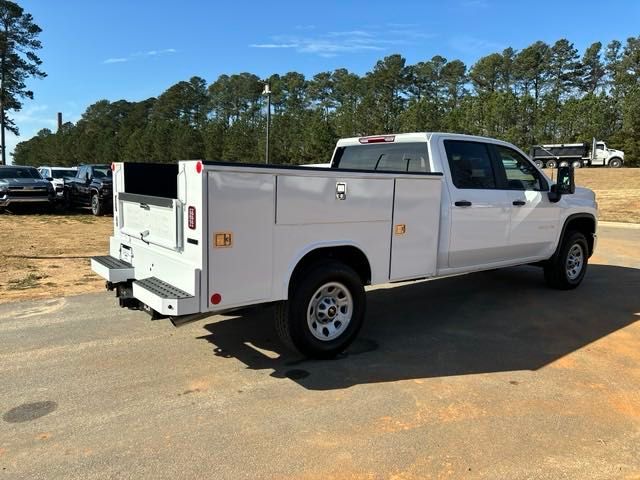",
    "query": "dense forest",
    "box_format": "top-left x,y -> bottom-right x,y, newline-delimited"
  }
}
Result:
13,36 -> 640,167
